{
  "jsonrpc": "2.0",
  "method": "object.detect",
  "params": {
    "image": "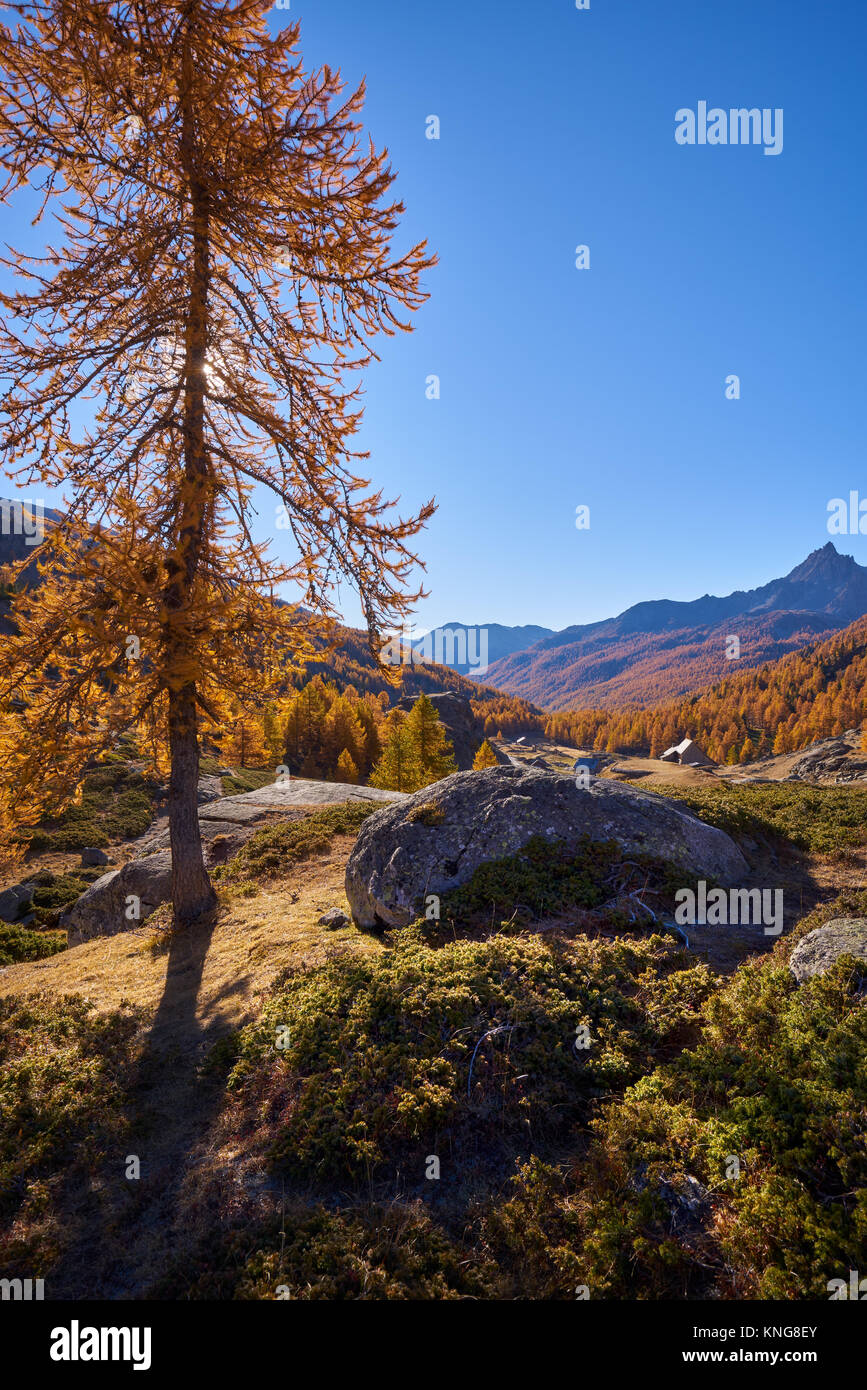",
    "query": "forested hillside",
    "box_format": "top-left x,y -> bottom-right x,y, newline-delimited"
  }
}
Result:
486,544 -> 867,710
545,615 -> 867,763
